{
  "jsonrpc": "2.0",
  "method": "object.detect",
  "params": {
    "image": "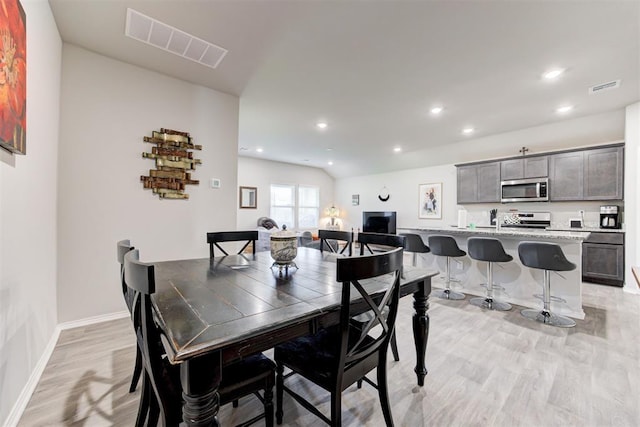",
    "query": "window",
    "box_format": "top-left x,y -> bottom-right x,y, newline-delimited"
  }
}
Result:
270,184 -> 319,229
